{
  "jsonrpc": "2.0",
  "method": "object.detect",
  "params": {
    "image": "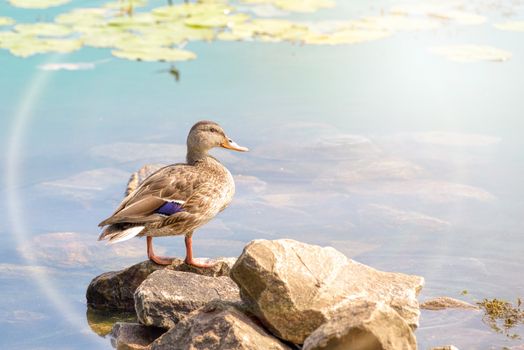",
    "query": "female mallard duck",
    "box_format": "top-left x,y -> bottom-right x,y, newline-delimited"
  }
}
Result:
98,121 -> 248,267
